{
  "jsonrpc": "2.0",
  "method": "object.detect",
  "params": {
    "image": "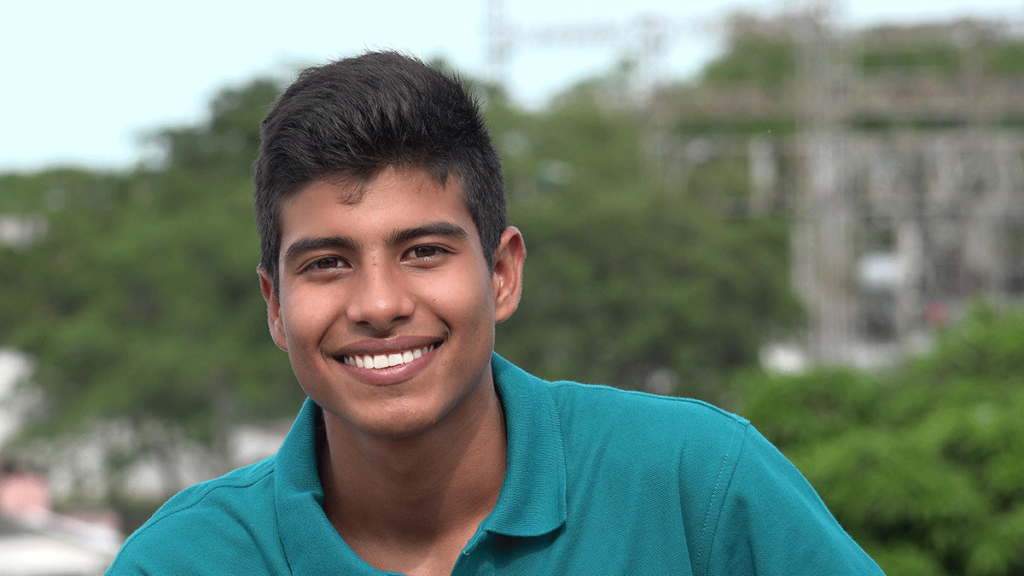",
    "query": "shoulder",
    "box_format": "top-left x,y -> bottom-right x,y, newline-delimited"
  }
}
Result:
493,354 -> 750,466
548,379 -> 743,421
493,358 -> 885,573
107,458 -> 282,574
141,457 -> 276,527
539,379 -> 753,506
546,379 -> 749,446
154,457 -> 276,515
494,353 -> 746,433
493,354 -> 753,512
